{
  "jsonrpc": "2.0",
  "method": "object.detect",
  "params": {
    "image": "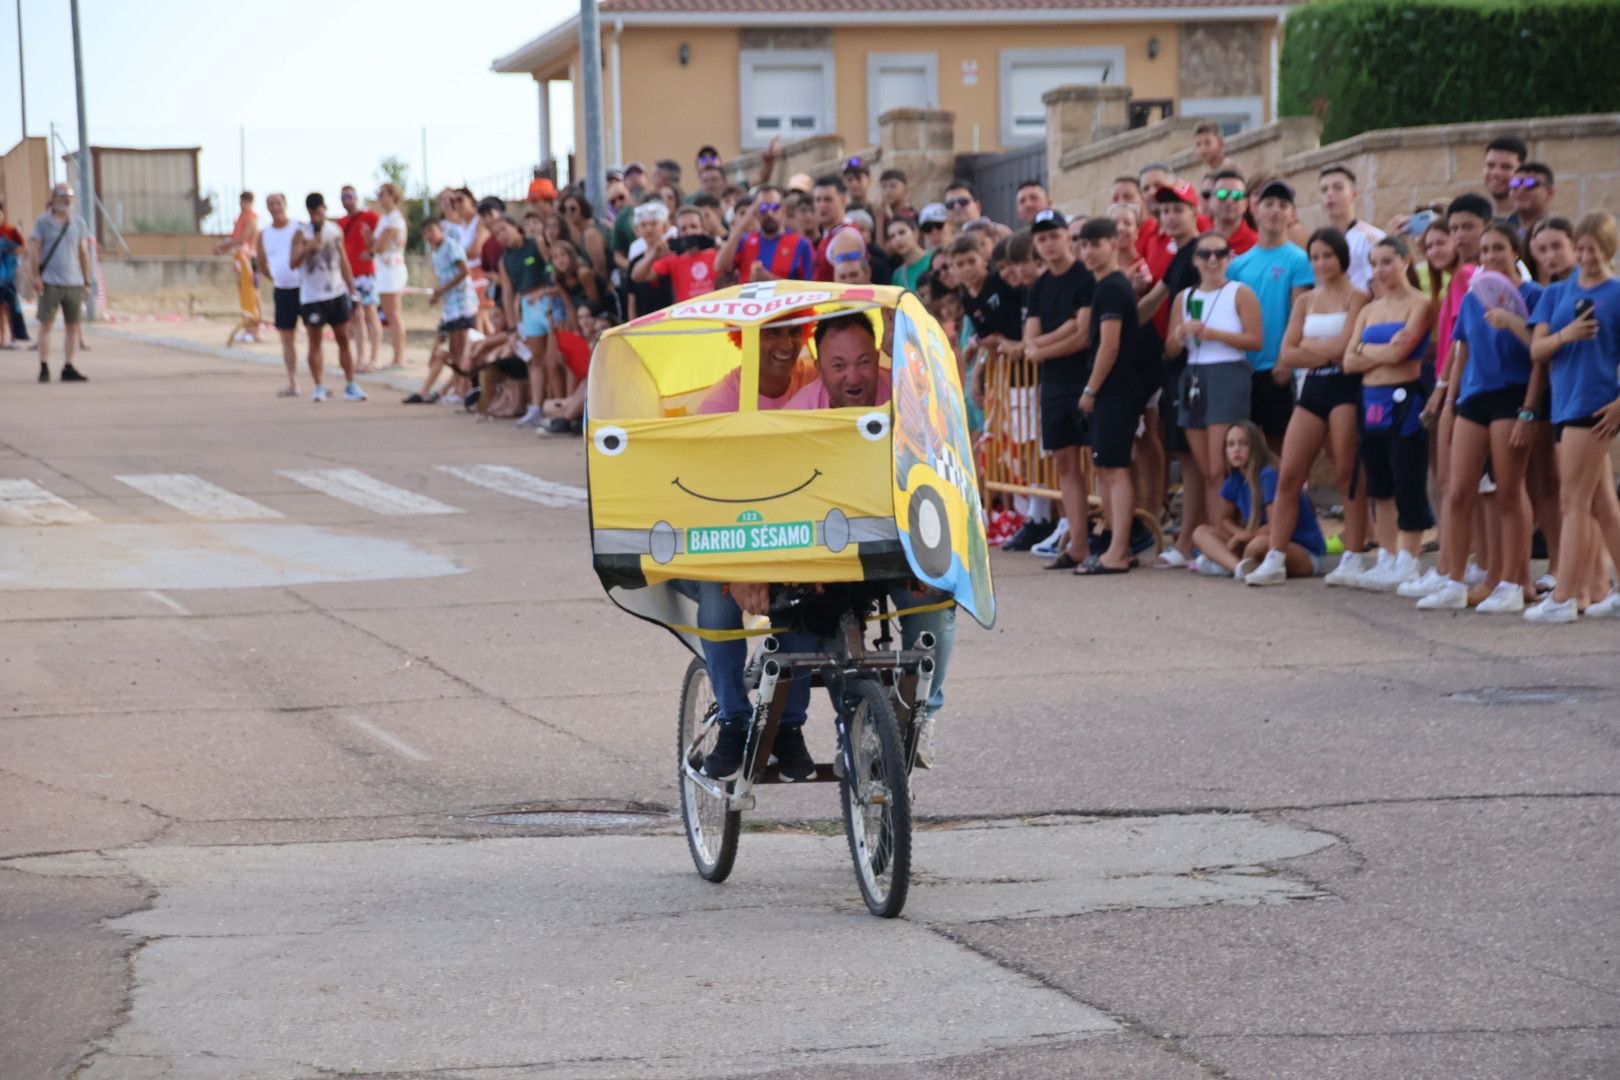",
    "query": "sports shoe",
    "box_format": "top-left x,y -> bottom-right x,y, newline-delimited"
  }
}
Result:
1031,519 -> 1070,557
1476,581 -> 1526,614
1584,590 -> 1620,619
1324,549 -> 1368,587
1416,579 -> 1468,610
1192,553 -> 1232,577
1464,559 -> 1488,587
37,362 -> 49,383
1002,518 -> 1055,553
463,387 -> 481,411
310,385 -> 330,402
439,391 -> 463,406
913,714 -> 937,770
1350,550 -> 1394,589
1534,573 -> 1557,596
1244,548 -> 1289,587
343,382 -> 367,402
545,417 -> 573,434
770,724 -> 817,782
1397,566 -> 1447,598
1234,557 -> 1256,582
1523,596 -> 1577,624
1155,547 -> 1190,569
702,721 -> 750,780
515,405 -> 544,428
1358,550 -> 1419,592
59,364 -> 87,382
